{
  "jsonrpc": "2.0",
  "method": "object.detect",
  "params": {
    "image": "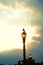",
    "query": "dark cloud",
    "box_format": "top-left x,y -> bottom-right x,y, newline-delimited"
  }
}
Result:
24,0 -> 43,10
32,37 -> 41,41
0,0 -> 43,10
